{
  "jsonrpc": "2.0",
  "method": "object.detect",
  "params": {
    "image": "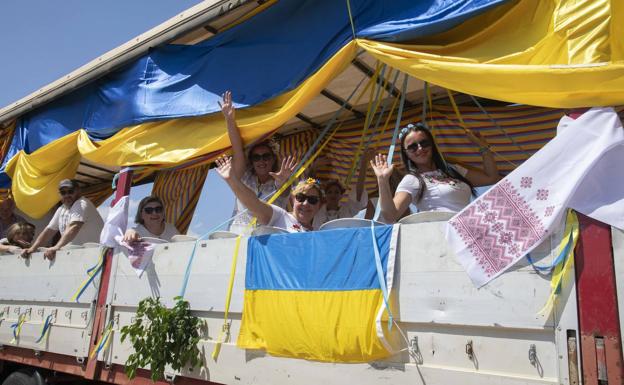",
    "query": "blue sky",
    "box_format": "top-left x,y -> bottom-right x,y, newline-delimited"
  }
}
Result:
0,0 -> 236,235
